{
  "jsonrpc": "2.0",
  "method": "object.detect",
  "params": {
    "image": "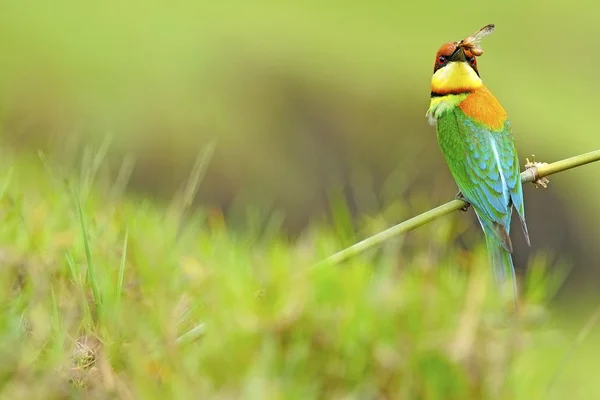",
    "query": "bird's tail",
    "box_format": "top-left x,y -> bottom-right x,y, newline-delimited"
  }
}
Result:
484,229 -> 517,301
